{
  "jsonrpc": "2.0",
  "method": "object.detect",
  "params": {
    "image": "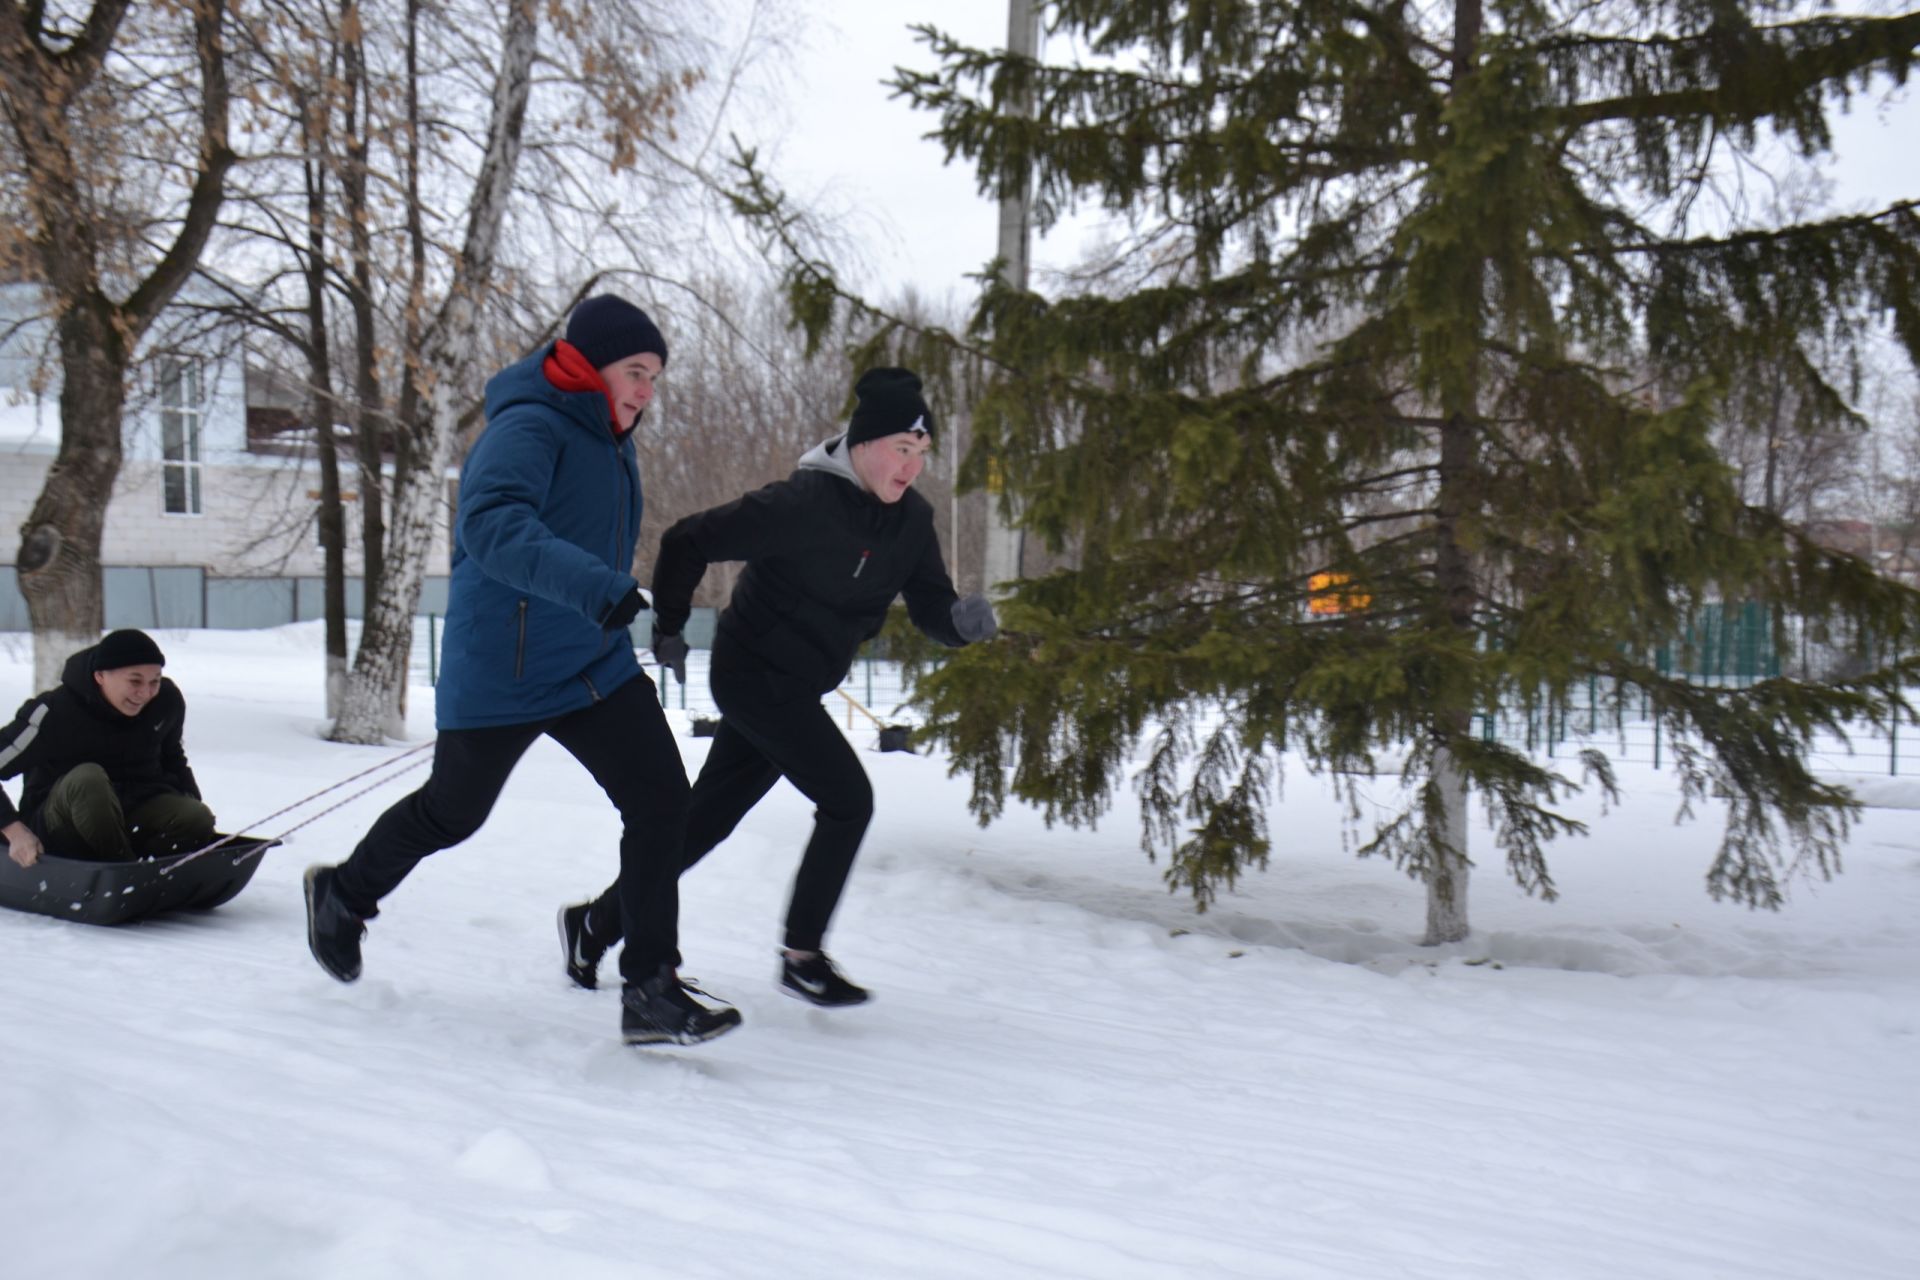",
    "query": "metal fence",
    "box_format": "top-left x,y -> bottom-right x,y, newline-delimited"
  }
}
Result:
410,610 -> 916,730
10,587 -> 1910,776
642,649 -> 918,727
1462,603 -> 1915,776
428,601 -> 1912,777
1475,680 -> 1919,779
0,565 -> 450,631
